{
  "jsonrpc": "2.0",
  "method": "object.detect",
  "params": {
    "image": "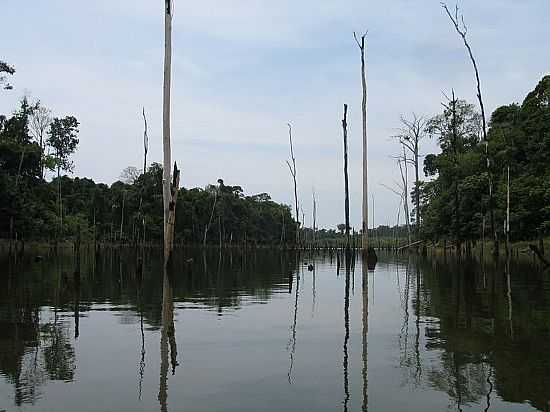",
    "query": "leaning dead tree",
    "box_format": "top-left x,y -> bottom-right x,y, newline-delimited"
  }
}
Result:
342,104 -> 351,250
286,123 -> 300,246
441,3 -> 496,255
394,114 -> 426,239
162,0 -> 180,265
354,31 -> 369,252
